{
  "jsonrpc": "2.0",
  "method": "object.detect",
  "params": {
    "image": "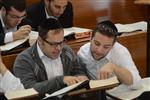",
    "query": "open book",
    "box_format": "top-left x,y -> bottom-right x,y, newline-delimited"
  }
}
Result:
115,21 -> 147,34
5,88 -> 38,100
64,27 -> 92,40
43,76 -> 119,99
0,31 -> 38,51
0,37 -> 28,51
106,77 -> 150,100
